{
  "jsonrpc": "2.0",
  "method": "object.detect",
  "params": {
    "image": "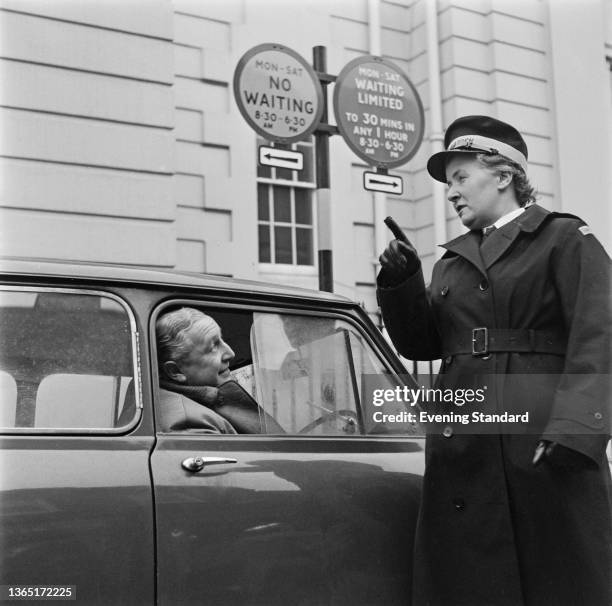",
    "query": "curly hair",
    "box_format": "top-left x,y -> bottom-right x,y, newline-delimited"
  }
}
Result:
475,153 -> 536,207
156,307 -> 210,370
